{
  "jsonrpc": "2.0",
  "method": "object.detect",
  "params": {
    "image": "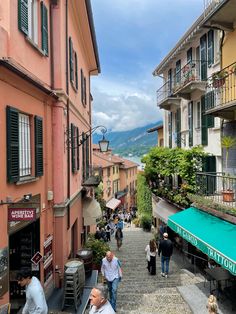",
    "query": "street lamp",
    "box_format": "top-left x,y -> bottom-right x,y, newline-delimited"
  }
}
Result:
65,125 -> 109,152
